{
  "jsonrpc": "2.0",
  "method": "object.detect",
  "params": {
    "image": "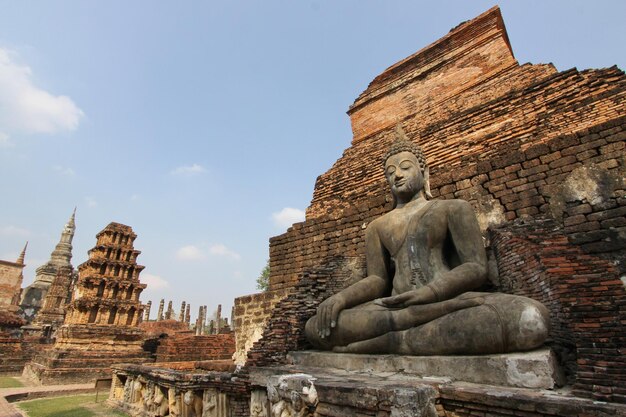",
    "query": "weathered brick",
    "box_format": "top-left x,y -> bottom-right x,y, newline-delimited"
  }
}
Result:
490,172 -> 518,186
588,206 -> 626,221
440,184 -> 456,195
577,149 -> 598,161
525,143 -> 550,159
516,206 -> 539,217
505,196 -> 545,210
592,200 -> 618,211
540,151 -> 562,164
517,189 -> 539,199
567,203 -> 593,216
549,155 -> 578,169
470,174 -> 489,186
492,152 -> 525,169
522,158 -> 541,169
569,229 -> 611,244
512,182 -> 537,193
597,159 -> 620,170
452,164 -> 478,181
527,172 -> 547,182
549,134 -> 580,151
506,177 -> 527,188
488,168 -> 506,180
476,160 -> 492,174
564,221 -> 601,233
601,217 -> 626,228
500,193 -> 519,204
456,179 -> 472,190
606,131 -> 626,143
519,164 -> 549,178
504,163 -> 522,174
486,183 -> 505,193
564,214 -> 587,226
